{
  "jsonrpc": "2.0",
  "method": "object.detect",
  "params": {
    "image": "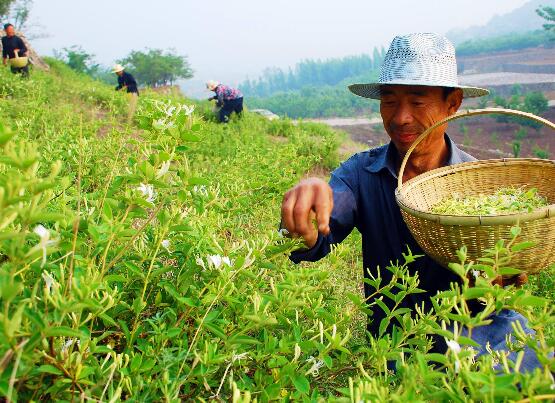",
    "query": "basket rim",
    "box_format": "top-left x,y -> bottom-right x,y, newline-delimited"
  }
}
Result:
395,158 -> 555,226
